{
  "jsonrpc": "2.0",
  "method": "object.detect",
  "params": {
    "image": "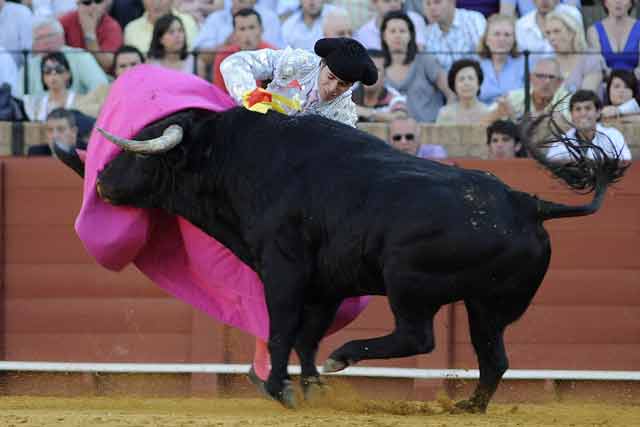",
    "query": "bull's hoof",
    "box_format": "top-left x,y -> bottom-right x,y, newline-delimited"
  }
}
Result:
322,358 -> 349,373
301,375 -> 330,401
266,379 -> 297,409
247,366 -> 270,399
453,399 -> 486,414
